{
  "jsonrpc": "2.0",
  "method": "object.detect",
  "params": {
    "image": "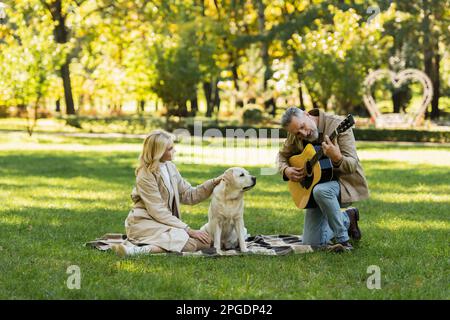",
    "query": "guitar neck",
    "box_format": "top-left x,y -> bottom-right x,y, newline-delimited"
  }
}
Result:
311,129 -> 338,164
